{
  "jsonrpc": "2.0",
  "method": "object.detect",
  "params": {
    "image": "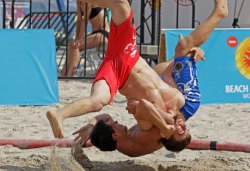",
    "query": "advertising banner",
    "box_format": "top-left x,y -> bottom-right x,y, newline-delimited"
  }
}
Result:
0,29 -> 59,105
164,29 -> 250,104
